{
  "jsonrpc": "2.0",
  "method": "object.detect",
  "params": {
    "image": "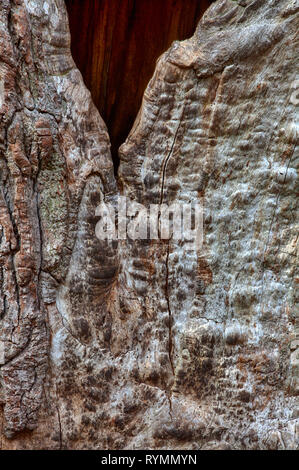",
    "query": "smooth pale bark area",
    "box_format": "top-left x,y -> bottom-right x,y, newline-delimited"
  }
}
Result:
65,0 -> 215,168
0,0 -> 298,450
